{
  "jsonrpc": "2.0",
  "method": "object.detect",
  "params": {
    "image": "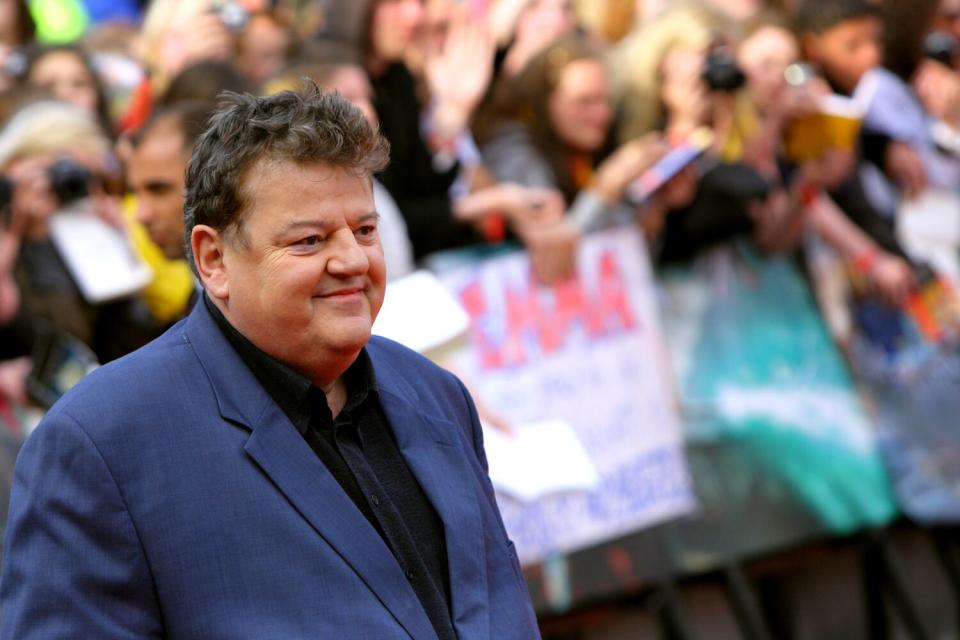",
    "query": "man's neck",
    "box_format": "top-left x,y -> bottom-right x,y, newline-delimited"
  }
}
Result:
204,293 -> 358,411
323,377 -> 349,419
